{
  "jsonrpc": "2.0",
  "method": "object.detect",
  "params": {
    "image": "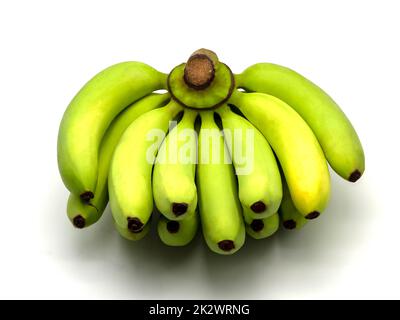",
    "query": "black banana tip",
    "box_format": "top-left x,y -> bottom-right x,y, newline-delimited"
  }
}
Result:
172,203 -> 188,216
218,240 -> 235,252
250,201 -> 267,213
80,191 -> 94,203
349,170 -> 362,182
283,219 -> 297,230
305,211 -> 320,220
127,217 -> 144,233
73,215 -> 86,229
250,219 -> 264,232
166,221 -> 180,234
